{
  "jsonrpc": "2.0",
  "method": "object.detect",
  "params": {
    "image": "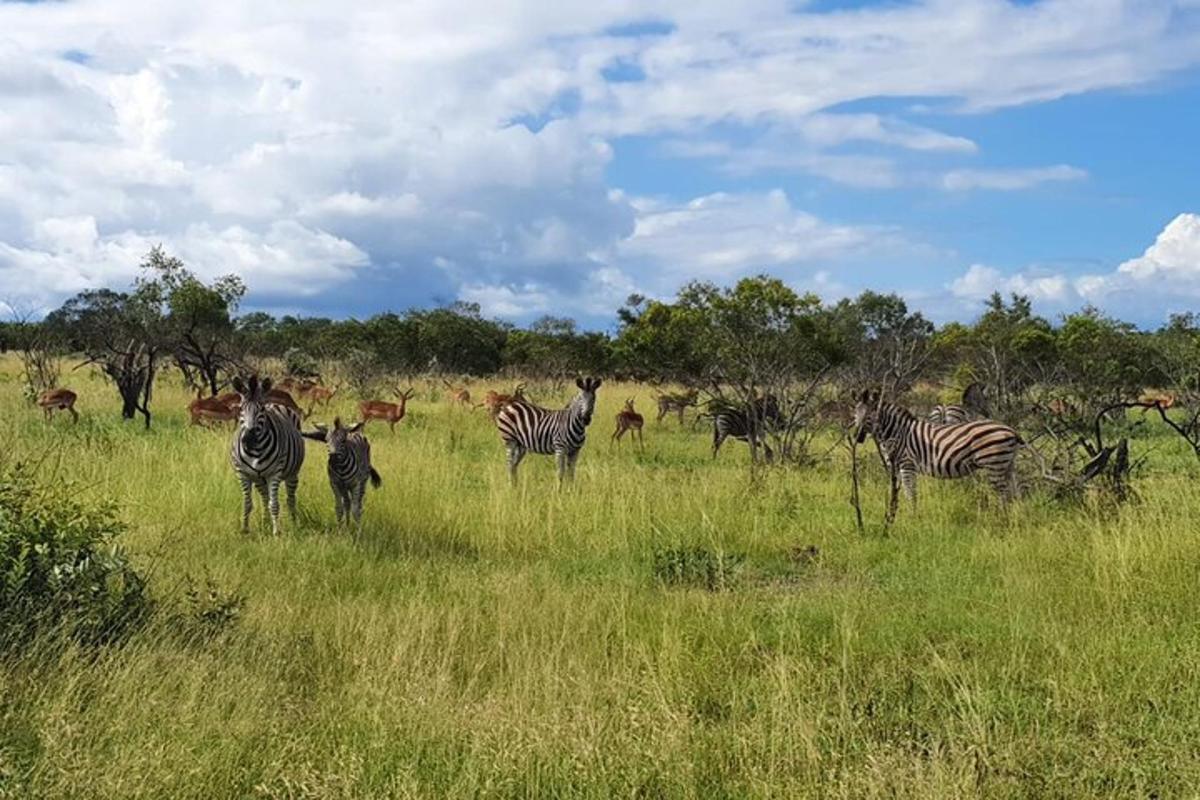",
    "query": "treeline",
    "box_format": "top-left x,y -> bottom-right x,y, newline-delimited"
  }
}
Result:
2,247 -> 1199,429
